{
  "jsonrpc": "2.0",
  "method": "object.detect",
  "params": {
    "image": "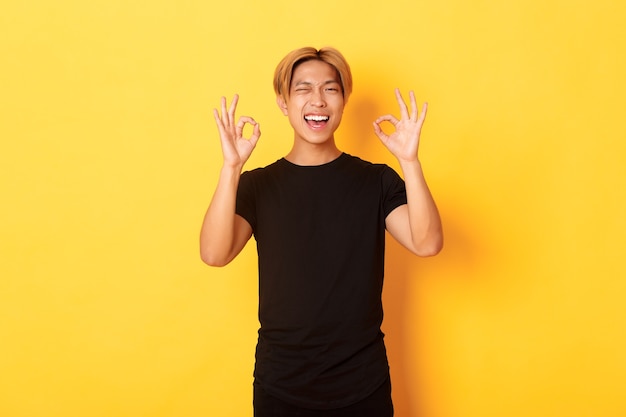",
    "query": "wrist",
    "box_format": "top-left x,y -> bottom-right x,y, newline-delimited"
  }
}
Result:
220,162 -> 244,177
397,157 -> 421,170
